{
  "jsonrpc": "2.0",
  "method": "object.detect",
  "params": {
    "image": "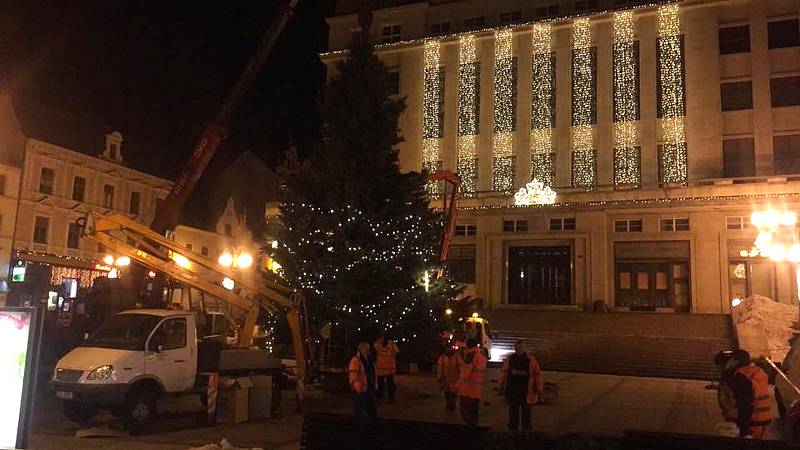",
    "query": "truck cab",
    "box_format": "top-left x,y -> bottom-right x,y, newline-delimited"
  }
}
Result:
51,309 -> 198,427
